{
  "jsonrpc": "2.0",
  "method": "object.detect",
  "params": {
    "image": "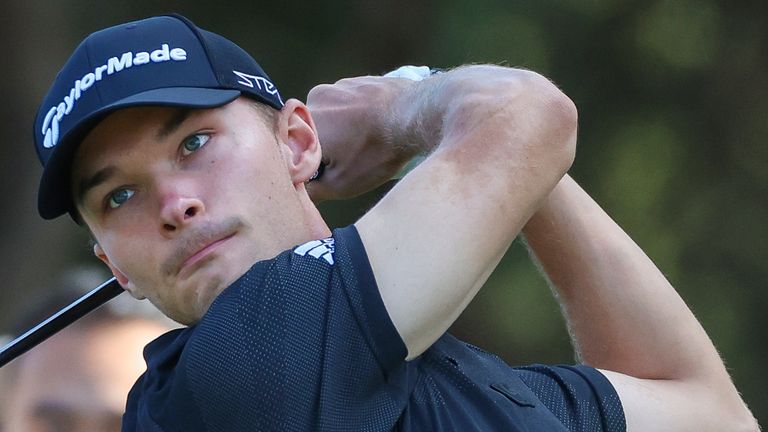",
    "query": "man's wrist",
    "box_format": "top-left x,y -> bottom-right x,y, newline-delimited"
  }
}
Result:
383,65 -> 440,81
307,66 -> 441,184
382,65 -> 445,159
